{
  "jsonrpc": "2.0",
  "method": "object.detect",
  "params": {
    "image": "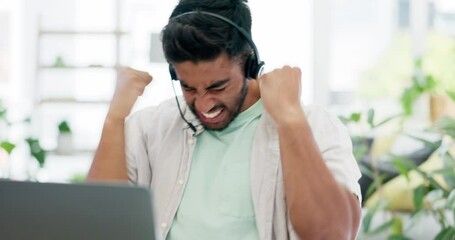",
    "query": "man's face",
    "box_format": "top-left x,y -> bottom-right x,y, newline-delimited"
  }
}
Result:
173,53 -> 248,131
